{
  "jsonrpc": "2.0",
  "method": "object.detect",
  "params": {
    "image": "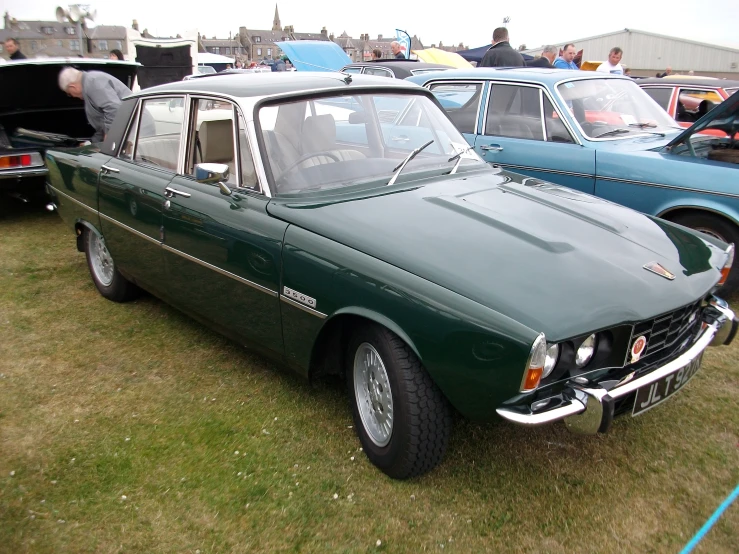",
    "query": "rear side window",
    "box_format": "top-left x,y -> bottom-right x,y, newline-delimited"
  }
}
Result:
485,84 -> 544,141
134,97 -> 185,171
363,67 -> 393,78
428,82 -> 482,134
642,87 -> 672,111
